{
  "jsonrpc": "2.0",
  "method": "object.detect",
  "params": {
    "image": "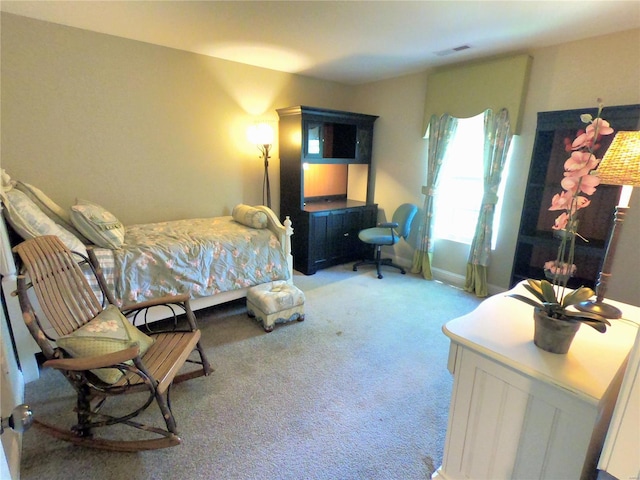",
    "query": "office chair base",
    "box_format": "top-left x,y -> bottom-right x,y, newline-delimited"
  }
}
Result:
353,257 -> 406,279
